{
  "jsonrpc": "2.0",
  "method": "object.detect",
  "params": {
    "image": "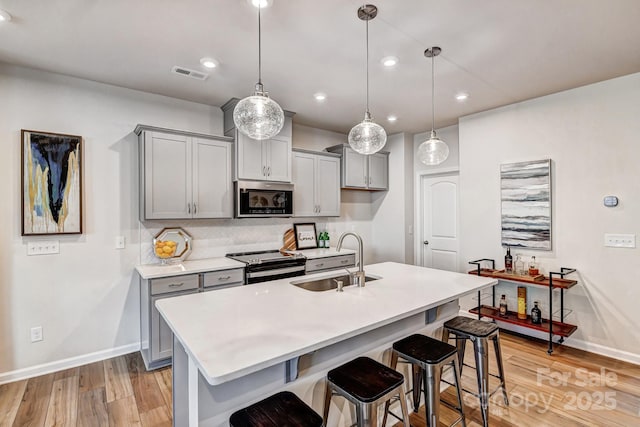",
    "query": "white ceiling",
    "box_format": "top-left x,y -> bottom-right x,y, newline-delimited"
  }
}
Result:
1,0 -> 639,134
